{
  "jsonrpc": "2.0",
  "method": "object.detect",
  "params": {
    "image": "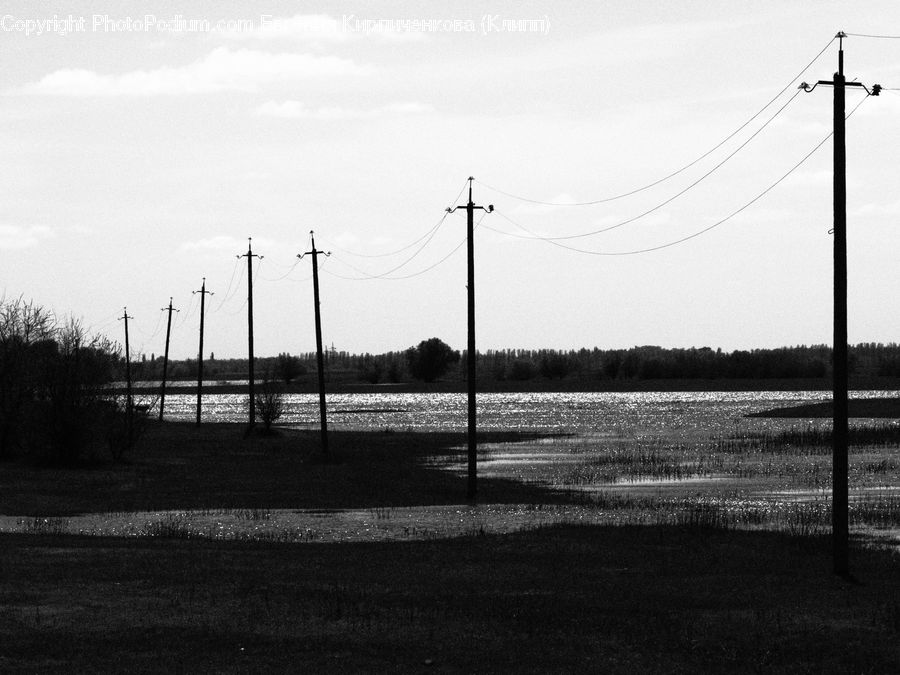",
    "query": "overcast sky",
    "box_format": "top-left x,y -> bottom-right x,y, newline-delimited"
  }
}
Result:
2,1 -> 900,360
